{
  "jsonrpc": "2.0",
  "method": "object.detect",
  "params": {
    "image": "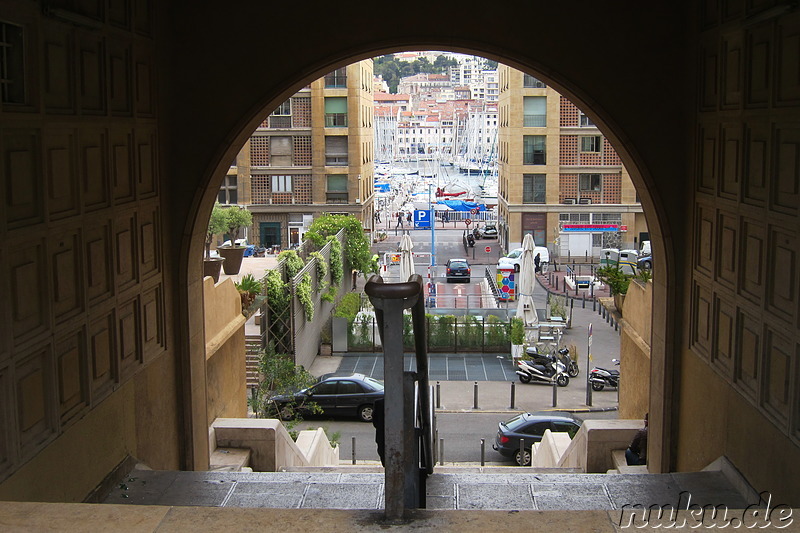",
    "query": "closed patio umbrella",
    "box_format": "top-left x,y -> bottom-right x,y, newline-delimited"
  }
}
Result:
399,233 -> 415,282
516,233 -> 538,341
